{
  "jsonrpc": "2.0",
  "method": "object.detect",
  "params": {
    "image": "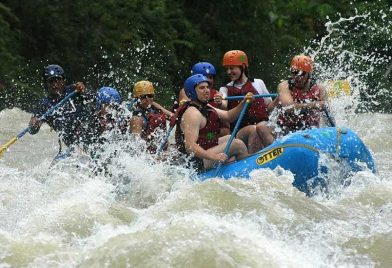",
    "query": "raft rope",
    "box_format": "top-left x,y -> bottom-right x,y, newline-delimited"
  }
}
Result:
247,127 -> 345,158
